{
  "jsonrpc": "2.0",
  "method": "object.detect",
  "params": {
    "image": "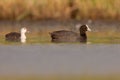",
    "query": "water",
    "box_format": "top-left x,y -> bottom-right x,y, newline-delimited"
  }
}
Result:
0,44 -> 120,76
0,20 -> 120,76
1,20 -> 120,44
